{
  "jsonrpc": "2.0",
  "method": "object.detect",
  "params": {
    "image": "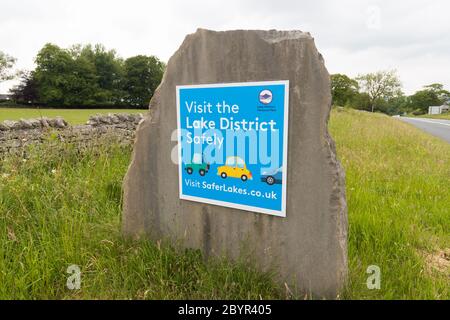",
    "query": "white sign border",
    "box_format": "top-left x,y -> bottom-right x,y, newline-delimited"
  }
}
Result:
176,80 -> 290,217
